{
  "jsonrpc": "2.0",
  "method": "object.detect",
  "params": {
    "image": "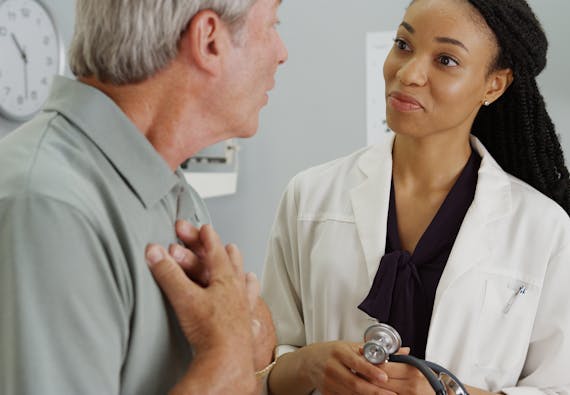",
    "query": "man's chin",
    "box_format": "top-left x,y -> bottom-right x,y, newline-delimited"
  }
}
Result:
240,129 -> 258,139
237,123 -> 260,139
